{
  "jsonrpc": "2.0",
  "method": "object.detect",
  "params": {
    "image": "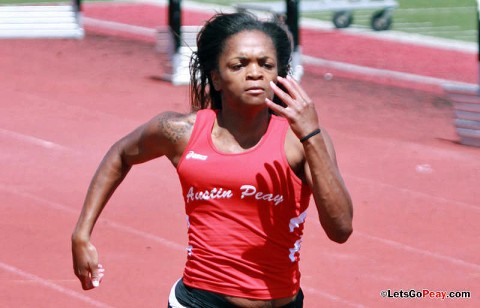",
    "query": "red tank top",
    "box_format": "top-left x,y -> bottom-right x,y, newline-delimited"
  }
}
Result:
176,109 -> 311,299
